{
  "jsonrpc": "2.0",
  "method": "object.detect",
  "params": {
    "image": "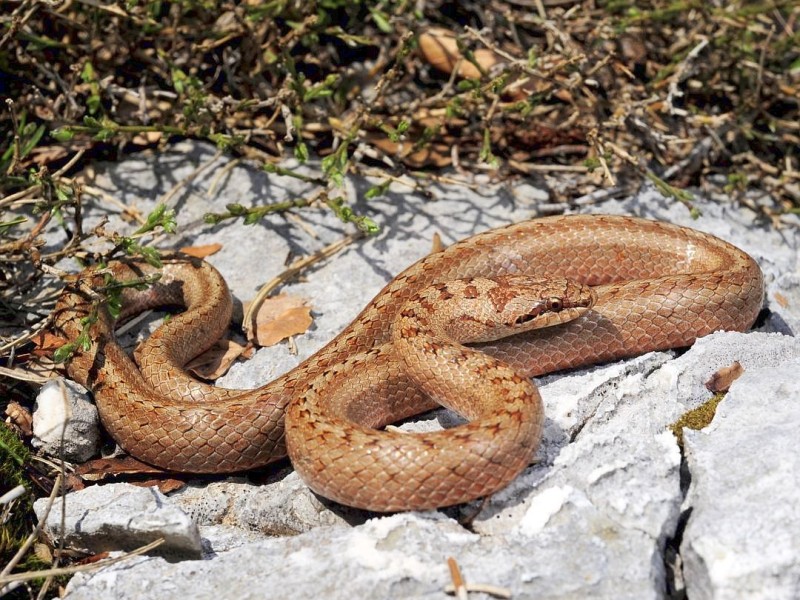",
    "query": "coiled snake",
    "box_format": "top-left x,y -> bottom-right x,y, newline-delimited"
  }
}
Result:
54,215 -> 764,511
